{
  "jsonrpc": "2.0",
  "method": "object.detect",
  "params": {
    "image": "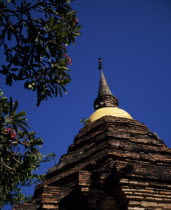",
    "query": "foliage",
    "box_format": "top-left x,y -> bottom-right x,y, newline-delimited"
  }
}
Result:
80,118 -> 89,125
0,0 -> 80,206
0,0 -> 81,106
0,89 -> 55,207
